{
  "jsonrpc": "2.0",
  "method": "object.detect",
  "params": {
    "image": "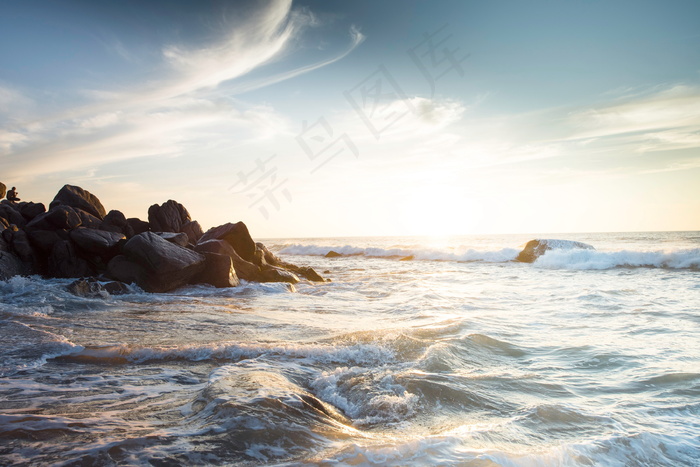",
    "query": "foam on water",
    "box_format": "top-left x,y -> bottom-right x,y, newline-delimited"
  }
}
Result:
534,247 -> 700,270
